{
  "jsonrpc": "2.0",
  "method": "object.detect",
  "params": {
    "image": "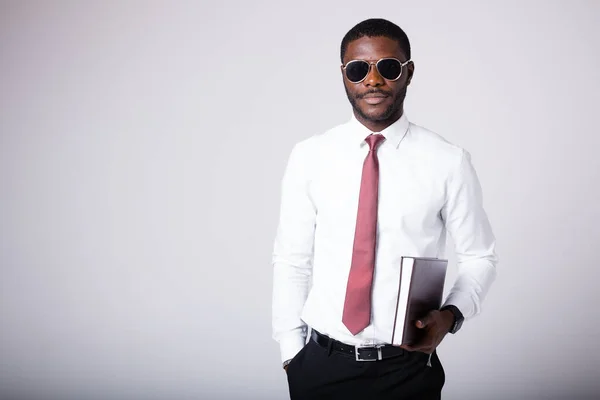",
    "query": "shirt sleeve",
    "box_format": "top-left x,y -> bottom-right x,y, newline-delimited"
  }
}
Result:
272,142 -> 317,363
440,148 -> 498,319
